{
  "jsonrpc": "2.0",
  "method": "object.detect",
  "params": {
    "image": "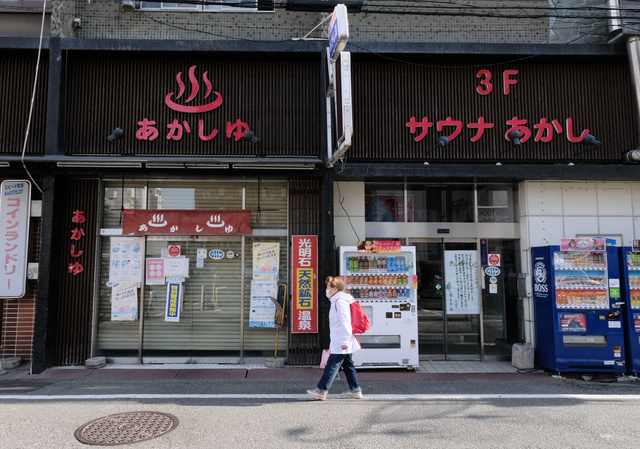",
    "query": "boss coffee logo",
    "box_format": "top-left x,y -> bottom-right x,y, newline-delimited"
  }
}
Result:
534,261 -> 548,293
